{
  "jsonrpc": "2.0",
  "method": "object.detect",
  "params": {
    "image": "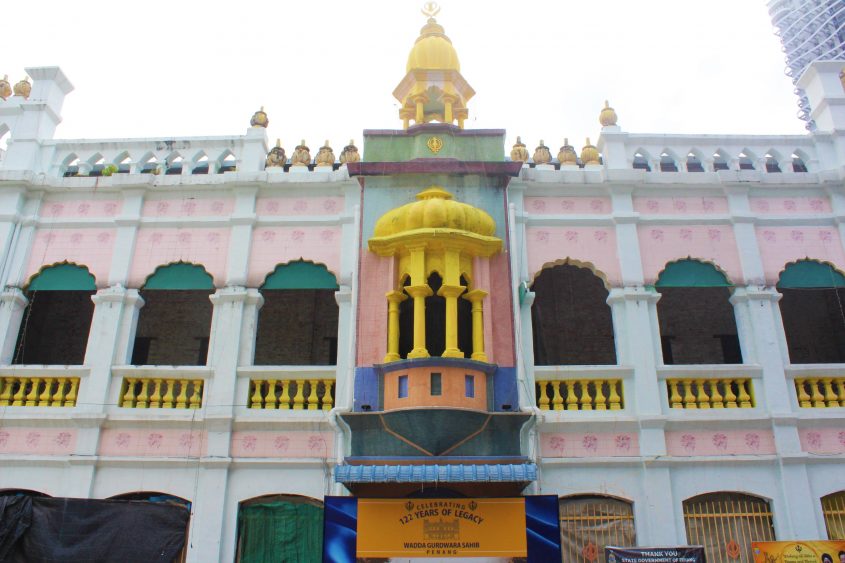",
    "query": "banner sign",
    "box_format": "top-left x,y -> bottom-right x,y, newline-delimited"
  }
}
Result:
752,540 -> 845,563
606,546 -> 706,563
323,495 -> 561,562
